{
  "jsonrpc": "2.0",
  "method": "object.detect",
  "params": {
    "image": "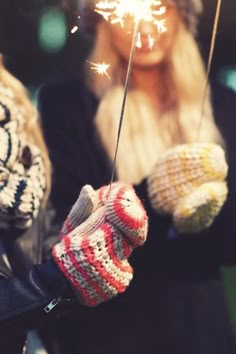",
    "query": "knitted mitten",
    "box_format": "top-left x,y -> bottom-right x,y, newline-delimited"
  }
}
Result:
59,185 -> 102,238
53,182 -> 148,306
147,143 -> 228,233
0,143 -> 46,229
0,83 -> 26,132
0,126 -> 21,170
0,83 -> 46,230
